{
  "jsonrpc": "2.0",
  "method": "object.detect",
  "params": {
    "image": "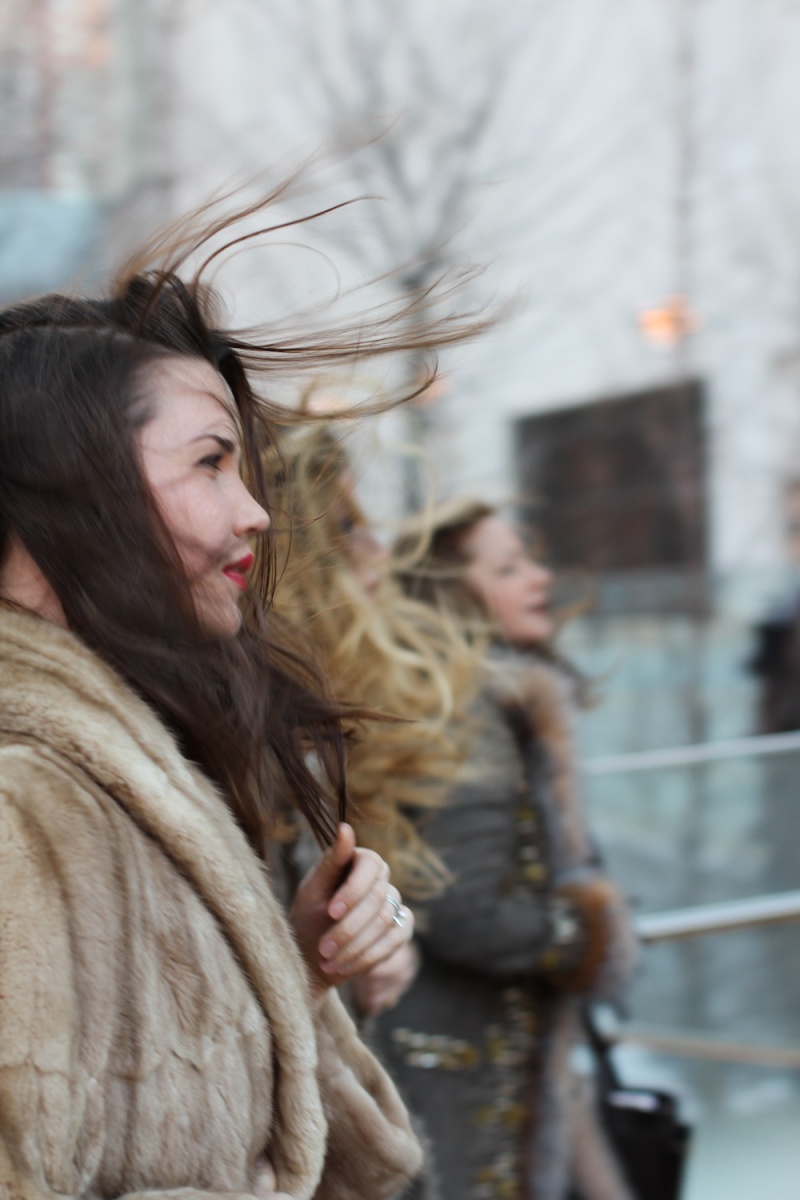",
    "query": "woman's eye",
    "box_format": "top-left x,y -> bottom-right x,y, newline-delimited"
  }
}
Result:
199,453 -> 224,471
